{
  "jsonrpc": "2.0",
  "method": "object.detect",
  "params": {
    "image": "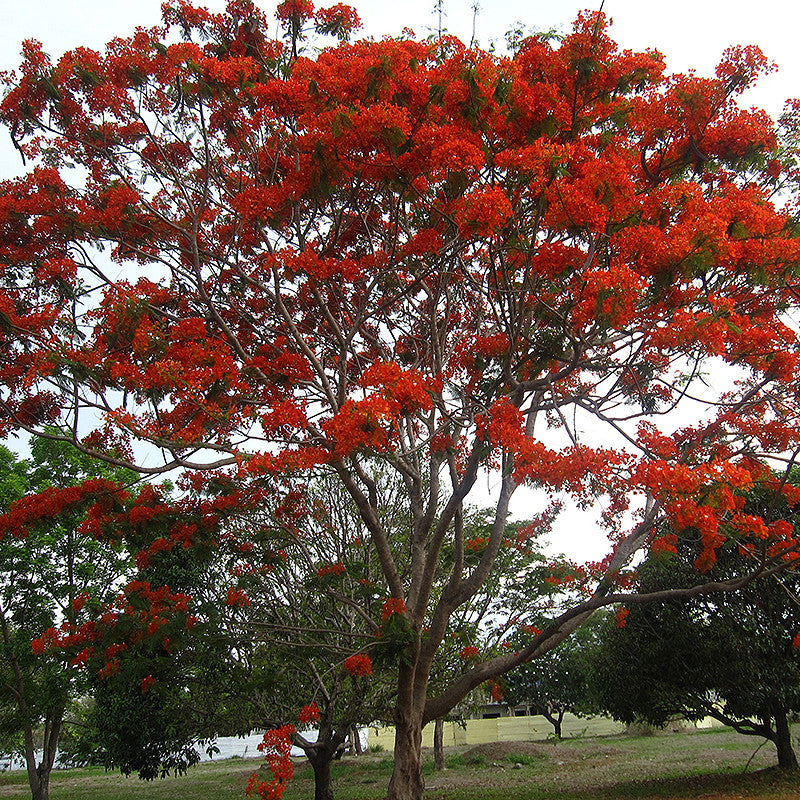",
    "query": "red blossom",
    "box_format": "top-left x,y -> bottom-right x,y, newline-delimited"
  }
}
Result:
650,533 -> 678,556
314,4 -> 361,39
71,593 -> 90,614
225,587 -> 250,607
276,0 -> 314,21
250,725 -> 296,800
381,597 -> 407,621
298,702 -> 320,723
317,562 -> 346,578
344,652 -> 372,677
